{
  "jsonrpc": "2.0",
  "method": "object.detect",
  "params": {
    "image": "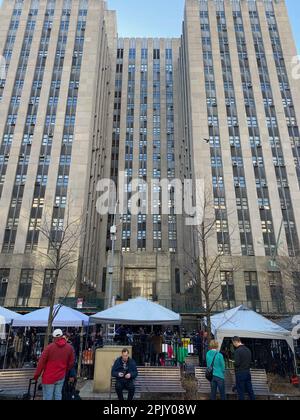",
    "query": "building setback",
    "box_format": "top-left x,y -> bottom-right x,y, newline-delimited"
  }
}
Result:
0,0 -> 299,317
98,38 -> 186,310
